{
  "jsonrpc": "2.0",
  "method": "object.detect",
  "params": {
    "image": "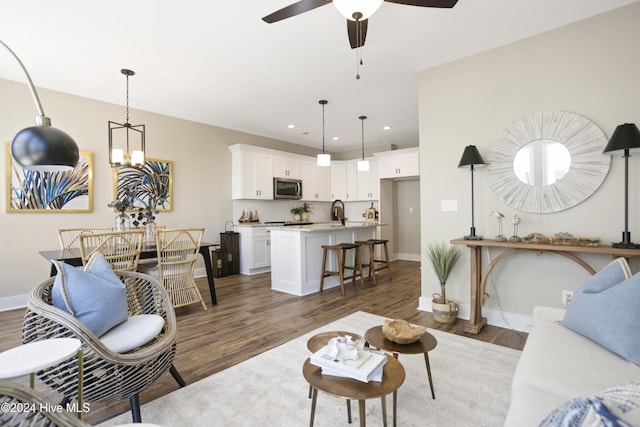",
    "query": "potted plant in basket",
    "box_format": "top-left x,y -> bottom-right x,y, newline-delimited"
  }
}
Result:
426,241 -> 461,323
291,202 -> 313,221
